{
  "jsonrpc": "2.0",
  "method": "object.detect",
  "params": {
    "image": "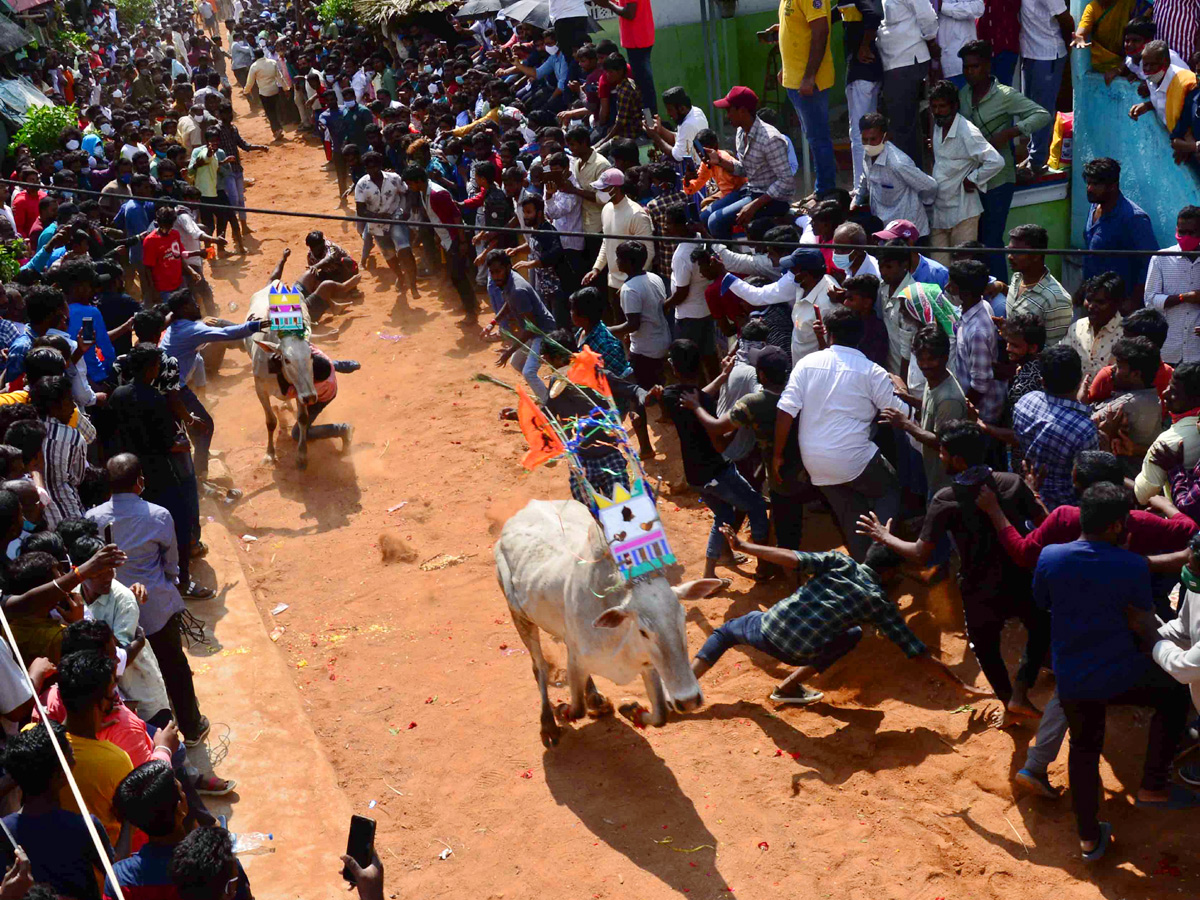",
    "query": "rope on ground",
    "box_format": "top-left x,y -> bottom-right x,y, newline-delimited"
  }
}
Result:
0,175 -> 1186,258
